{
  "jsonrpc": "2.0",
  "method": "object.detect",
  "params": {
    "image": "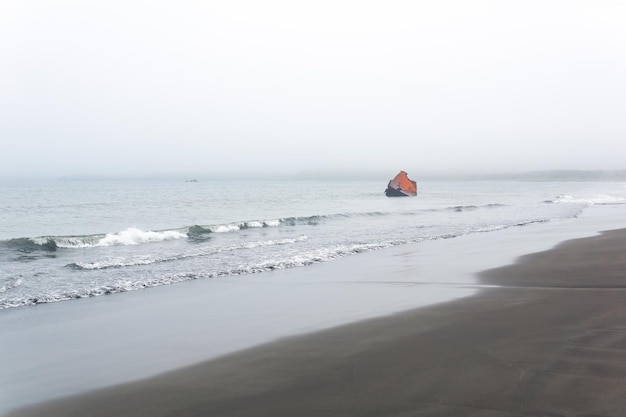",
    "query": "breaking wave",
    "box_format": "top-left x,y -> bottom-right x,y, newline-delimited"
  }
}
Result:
98,228 -> 188,246
0,201 -> 583,254
3,229 -> 185,251
1,215 -> 331,251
